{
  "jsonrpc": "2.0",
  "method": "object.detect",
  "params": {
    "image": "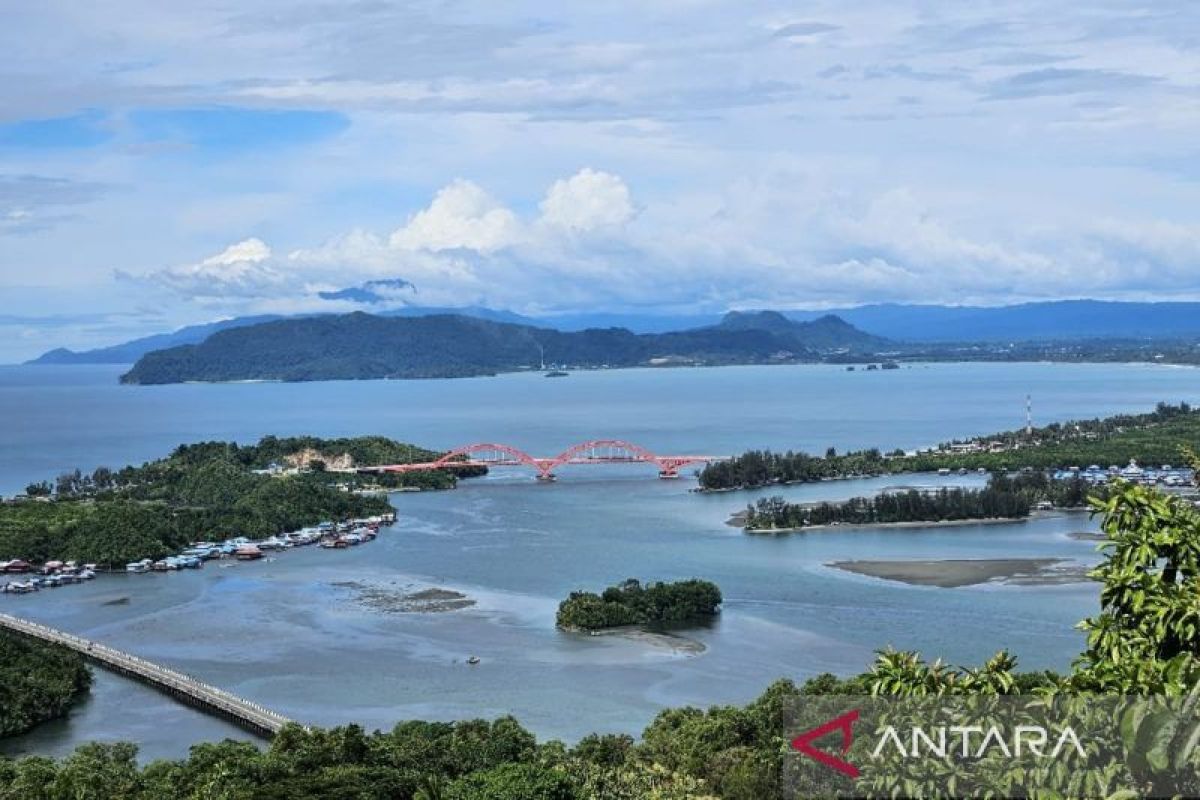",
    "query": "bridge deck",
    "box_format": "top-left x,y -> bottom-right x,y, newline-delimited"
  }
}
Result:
0,612 -> 295,737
